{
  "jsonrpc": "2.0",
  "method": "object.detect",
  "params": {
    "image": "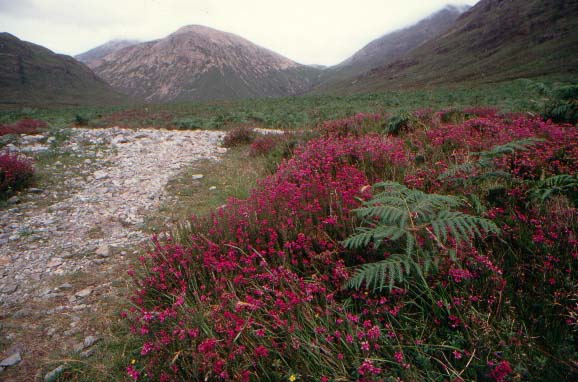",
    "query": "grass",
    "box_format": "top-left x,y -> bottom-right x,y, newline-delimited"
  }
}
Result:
0,77 -> 570,131
143,145 -> 270,234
